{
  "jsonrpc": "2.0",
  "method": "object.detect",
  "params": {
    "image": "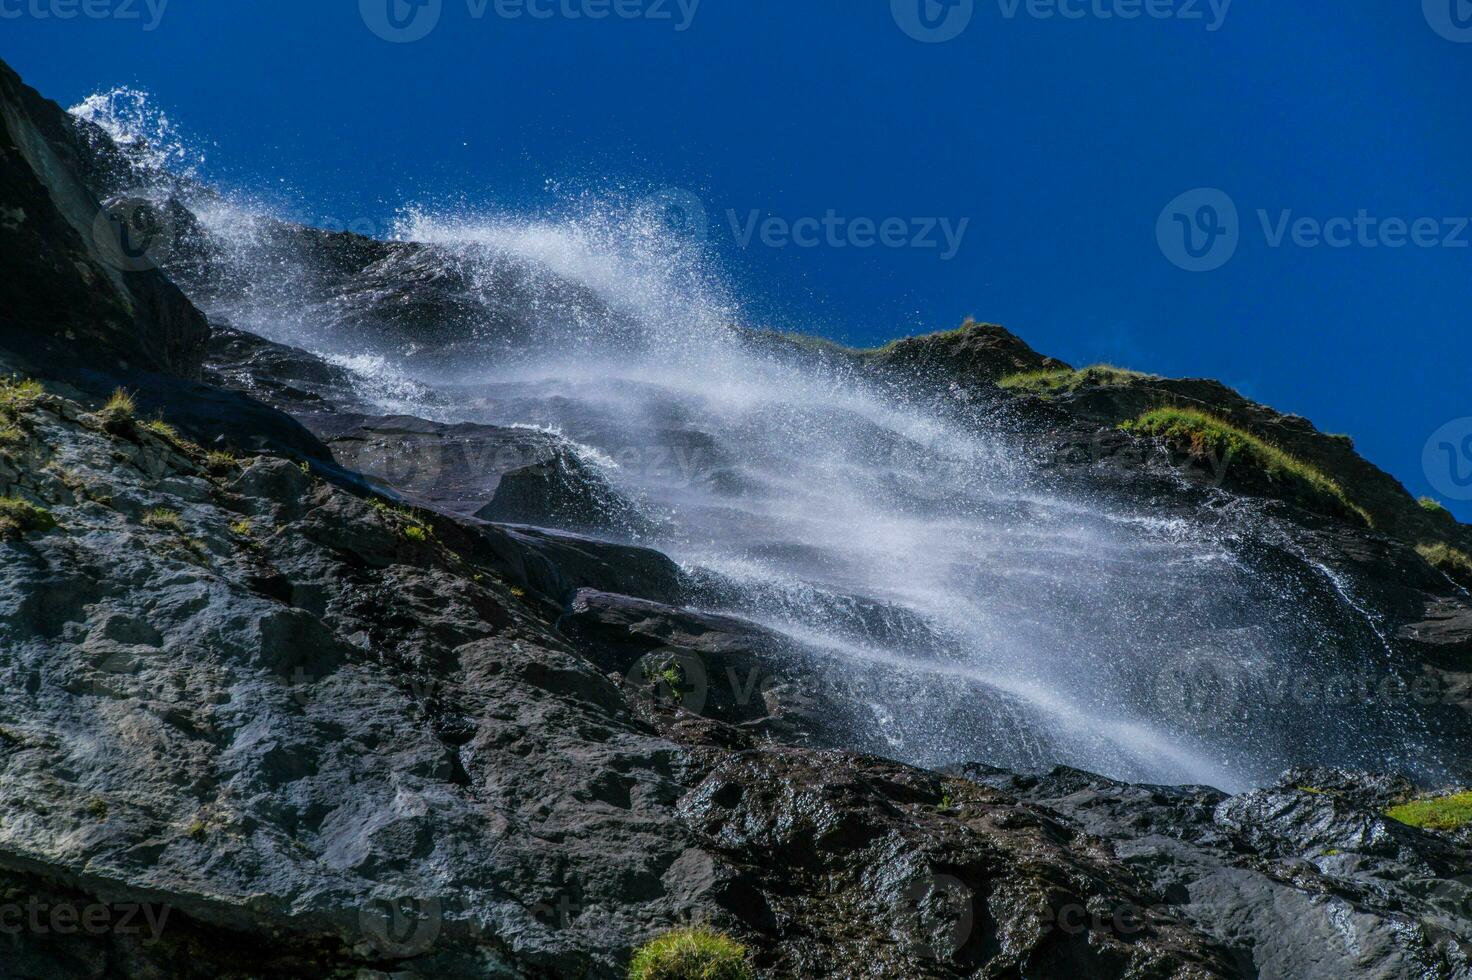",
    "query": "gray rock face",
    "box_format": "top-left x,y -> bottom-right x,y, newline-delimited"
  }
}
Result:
0,61 -> 209,379
0,386 -> 720,977
0,382 -> 1299,979
952,766 -> 1472,979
